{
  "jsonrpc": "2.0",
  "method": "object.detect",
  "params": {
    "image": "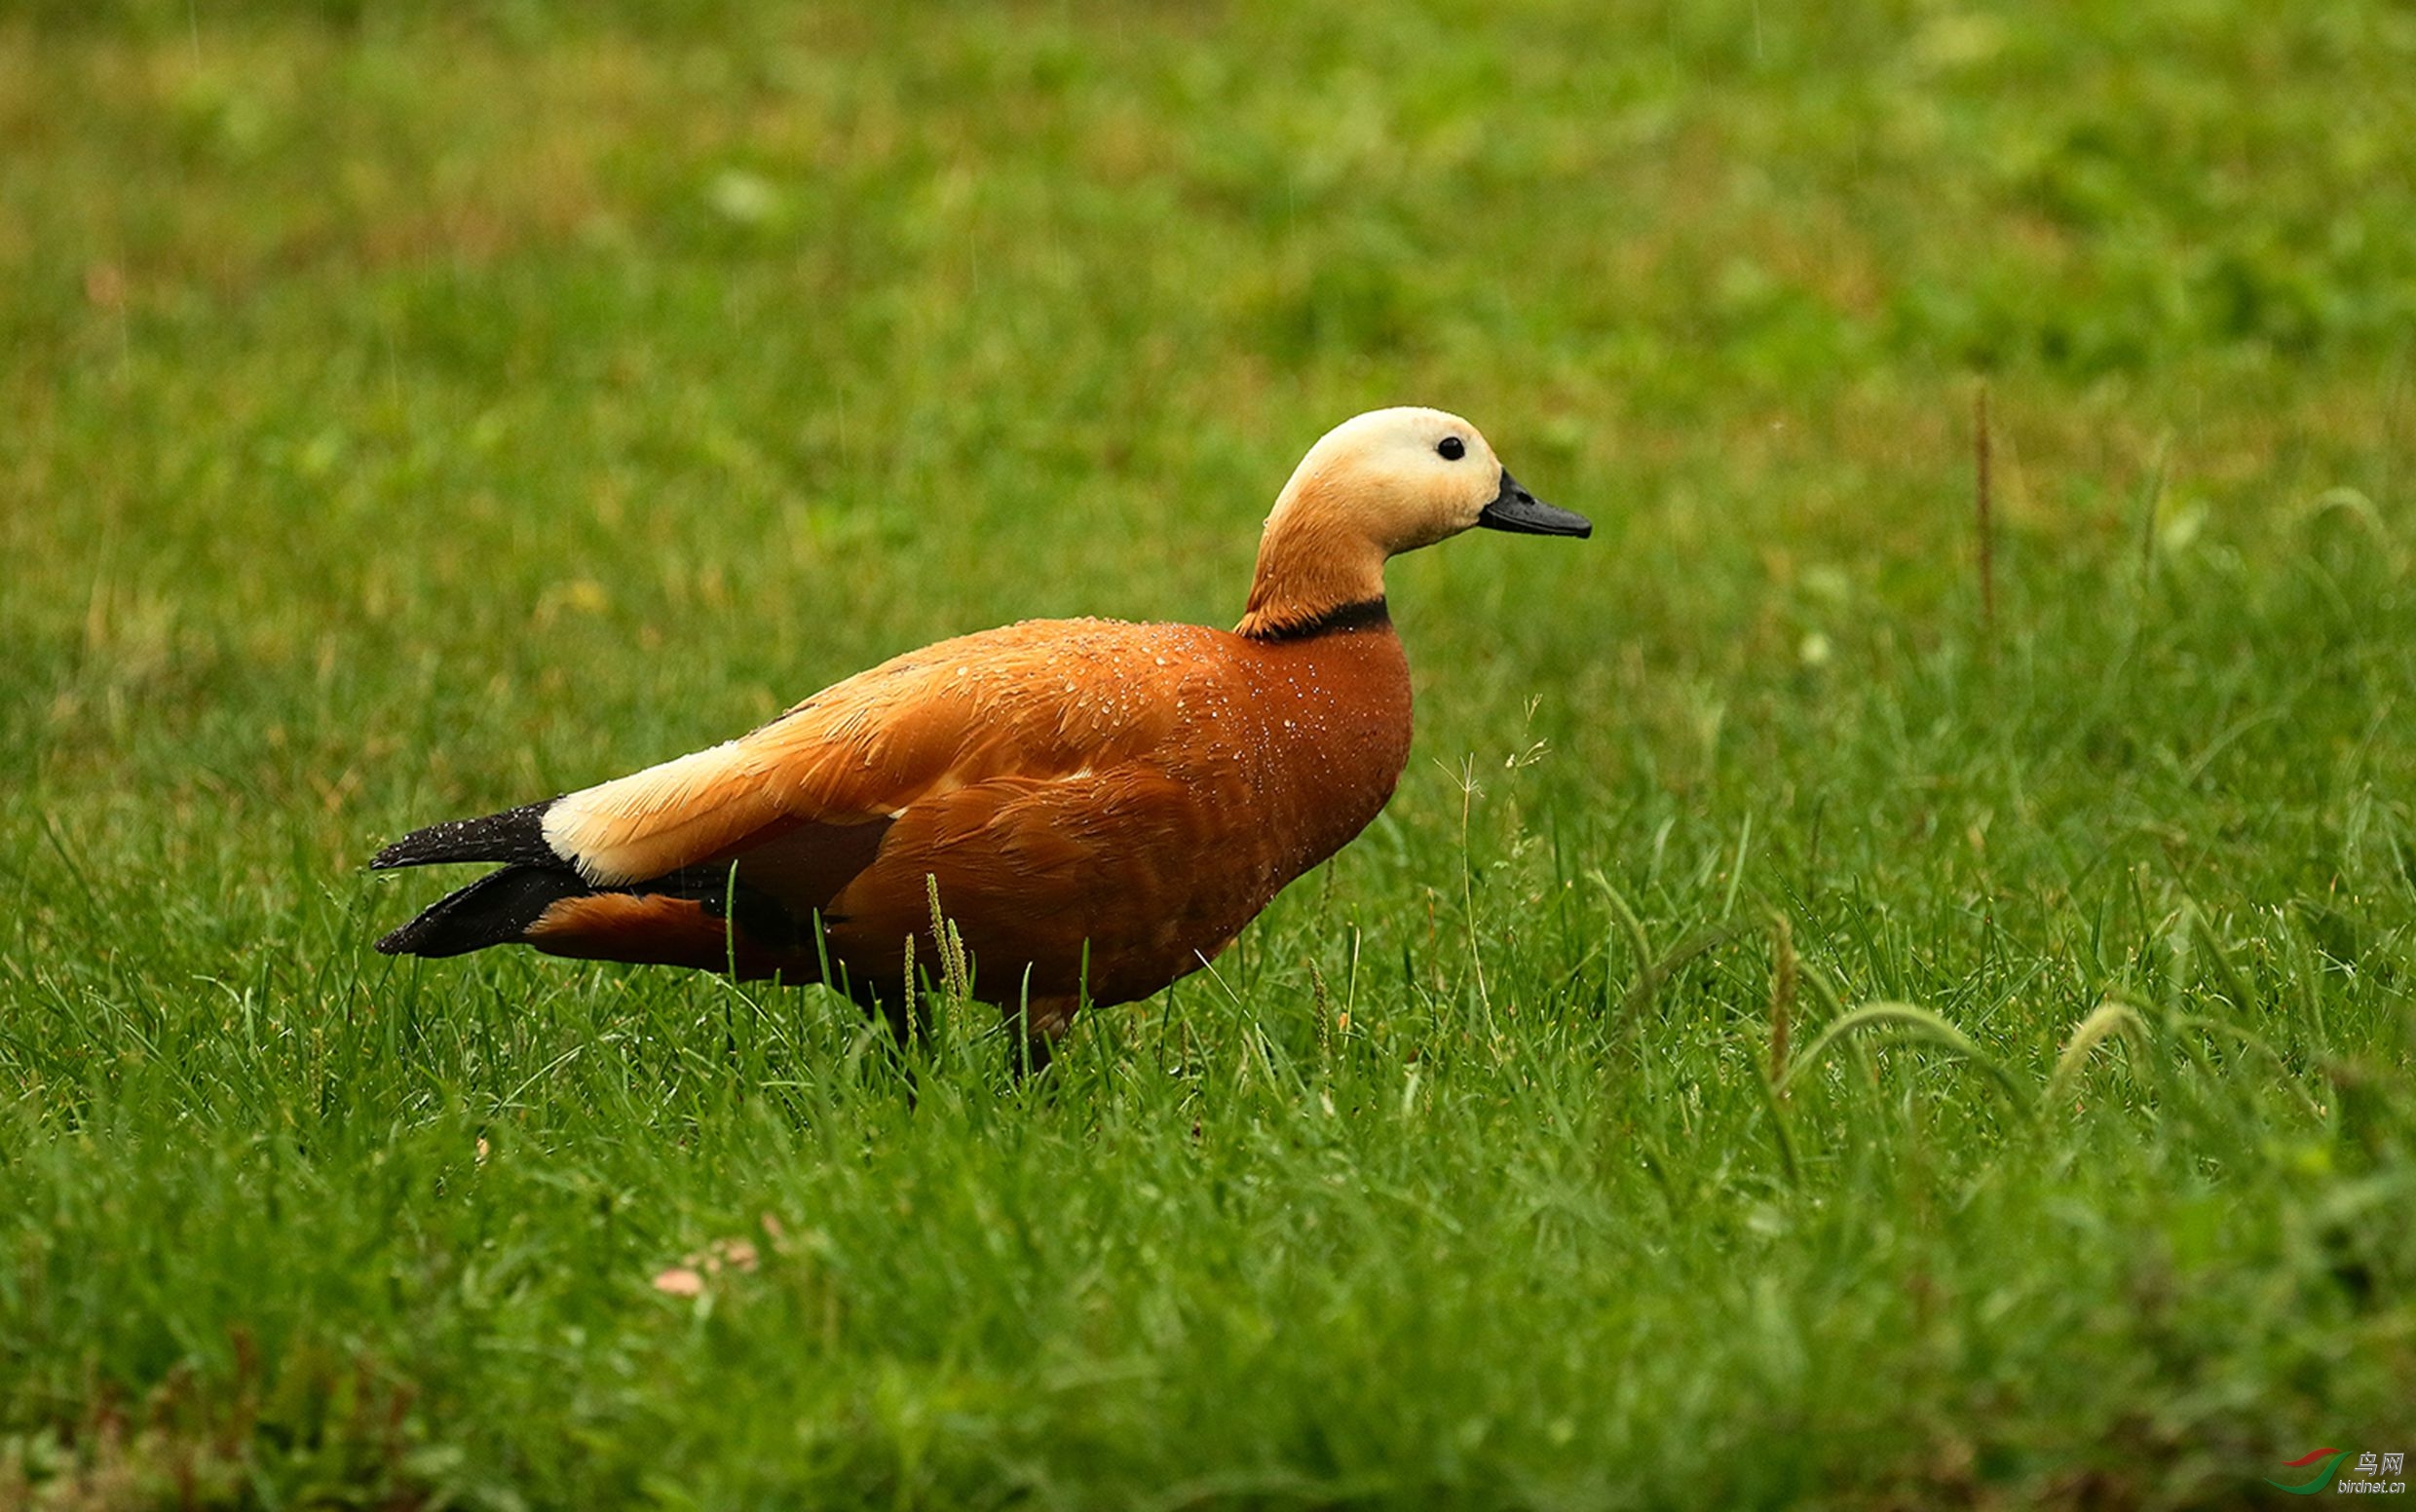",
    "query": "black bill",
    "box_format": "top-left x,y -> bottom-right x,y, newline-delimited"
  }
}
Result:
1476,471 -> 1591,538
